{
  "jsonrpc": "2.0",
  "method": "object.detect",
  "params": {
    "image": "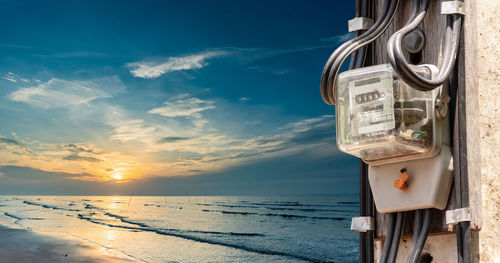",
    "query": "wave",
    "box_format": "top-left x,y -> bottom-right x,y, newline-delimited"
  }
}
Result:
4,212 -> 22,220
235,201 -> 356,207
198,203 -> 354,213
22,200 -> 80,212
201,209 -> 345,221
337,201 -> 359,205
76,212 -> 324,262
201,209 -> 258,216
102,211 -> 263,237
